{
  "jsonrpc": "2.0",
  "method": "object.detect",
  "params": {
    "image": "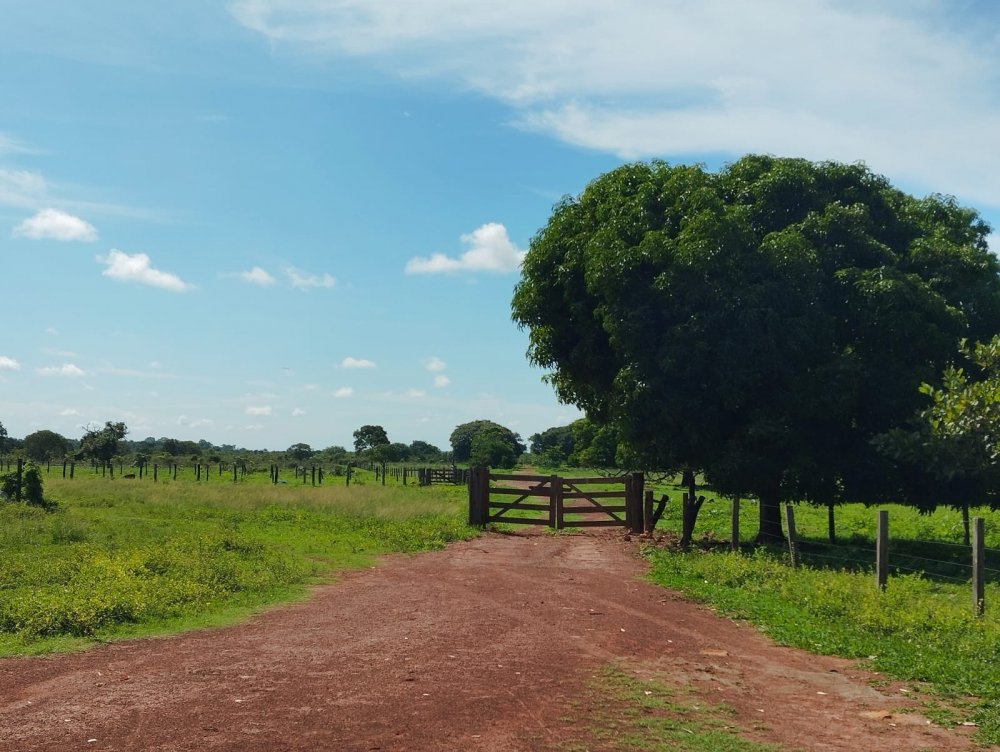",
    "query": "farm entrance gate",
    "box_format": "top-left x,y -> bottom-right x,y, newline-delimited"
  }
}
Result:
467,467 -> 644,533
